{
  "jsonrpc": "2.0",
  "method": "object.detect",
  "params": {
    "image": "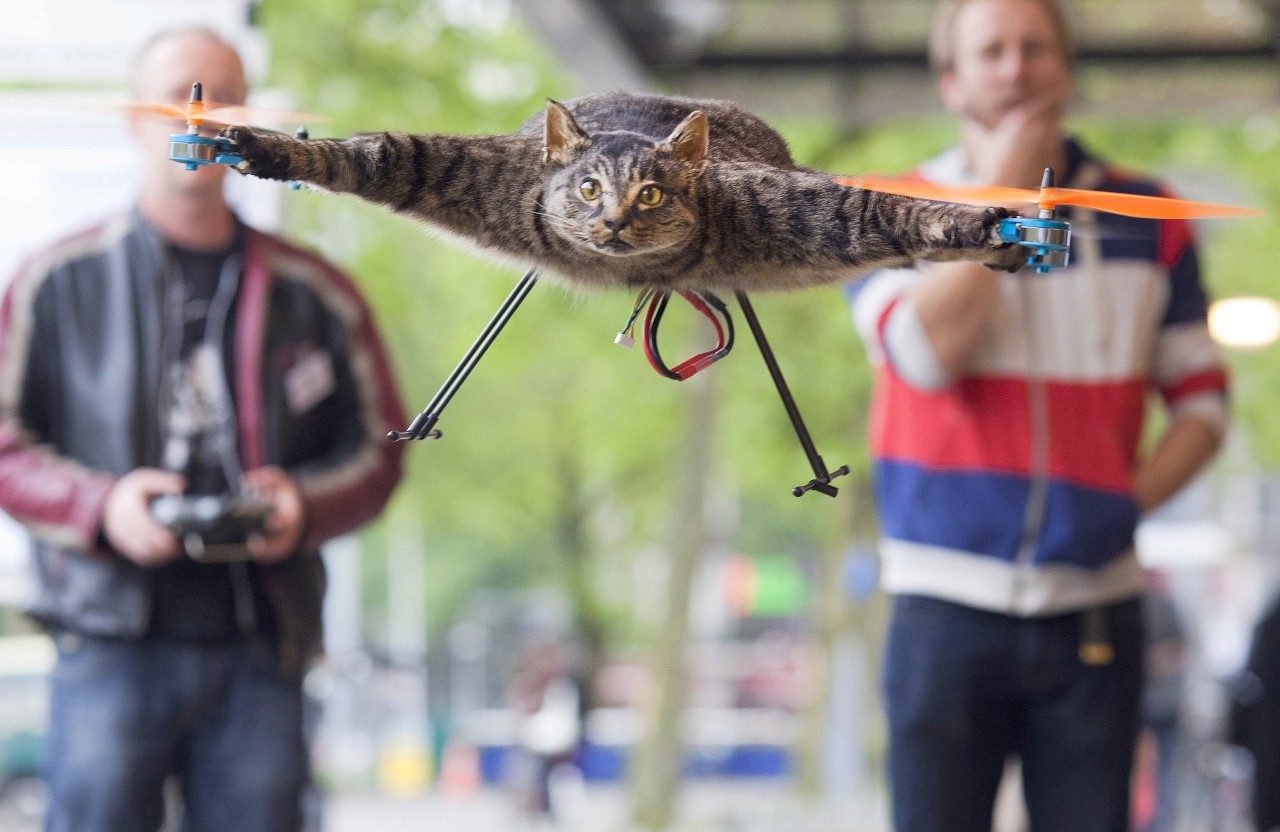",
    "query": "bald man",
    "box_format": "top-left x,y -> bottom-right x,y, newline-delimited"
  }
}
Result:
0,28 -> 405,831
